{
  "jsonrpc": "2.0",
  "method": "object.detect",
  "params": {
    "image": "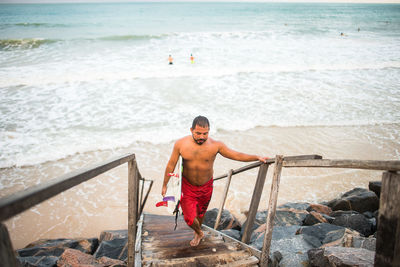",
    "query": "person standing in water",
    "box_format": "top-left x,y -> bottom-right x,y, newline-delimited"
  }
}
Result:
168,55 -> 173,65
161,116 -> 269,246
